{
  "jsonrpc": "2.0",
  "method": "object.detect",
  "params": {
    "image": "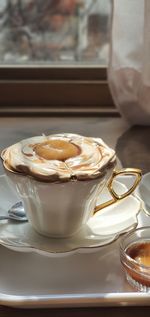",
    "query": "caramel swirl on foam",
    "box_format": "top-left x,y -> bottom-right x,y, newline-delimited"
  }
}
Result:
34,139 -> 79,161
1,133 -> 116,182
